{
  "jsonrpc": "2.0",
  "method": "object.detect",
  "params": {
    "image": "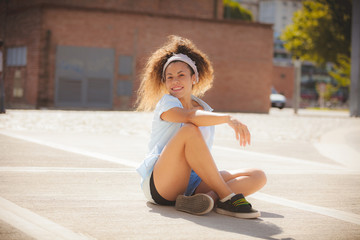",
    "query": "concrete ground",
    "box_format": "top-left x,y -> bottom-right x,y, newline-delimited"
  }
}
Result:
0,108 -> 359,240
